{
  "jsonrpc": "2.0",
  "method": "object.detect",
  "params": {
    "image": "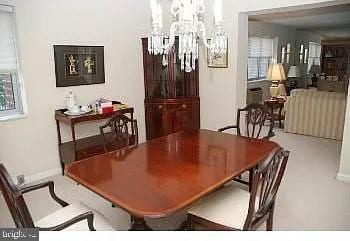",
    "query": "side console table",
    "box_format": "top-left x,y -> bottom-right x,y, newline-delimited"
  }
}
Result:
264,98 -> 286,128
55,107 -> 134,175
